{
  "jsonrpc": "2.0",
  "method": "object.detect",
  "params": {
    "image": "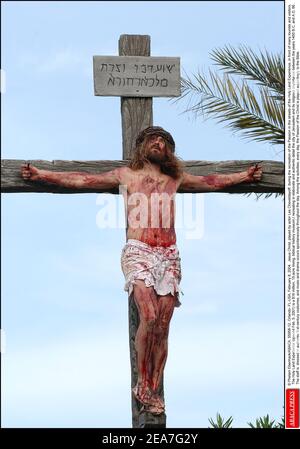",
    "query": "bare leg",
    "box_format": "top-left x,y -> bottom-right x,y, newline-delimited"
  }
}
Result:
150,293 -> 176,407
132,280 -> 159,405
